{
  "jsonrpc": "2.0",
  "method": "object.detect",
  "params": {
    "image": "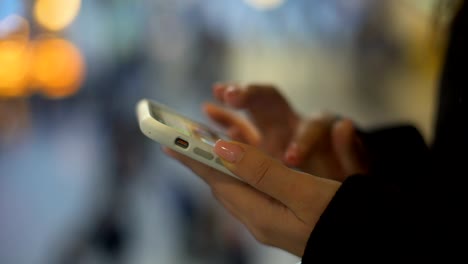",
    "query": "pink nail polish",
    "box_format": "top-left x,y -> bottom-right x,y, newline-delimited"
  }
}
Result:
214,140 -> 244,163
